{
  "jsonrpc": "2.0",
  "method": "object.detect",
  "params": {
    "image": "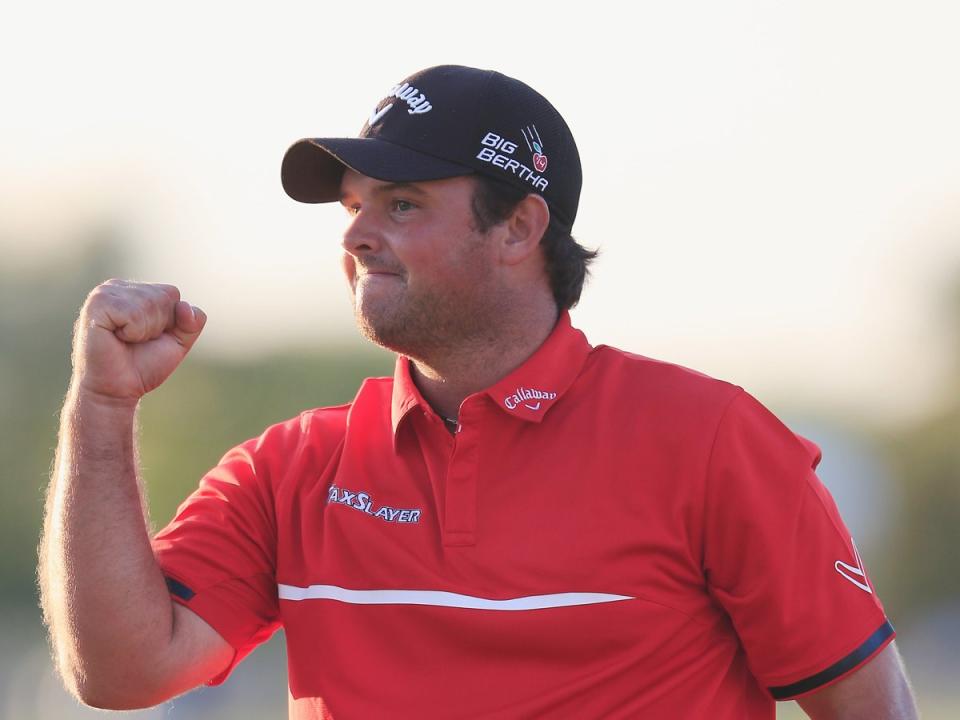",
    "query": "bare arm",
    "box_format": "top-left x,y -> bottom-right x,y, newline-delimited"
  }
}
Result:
38,279 -> 233,709
796,641 -> 919,720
